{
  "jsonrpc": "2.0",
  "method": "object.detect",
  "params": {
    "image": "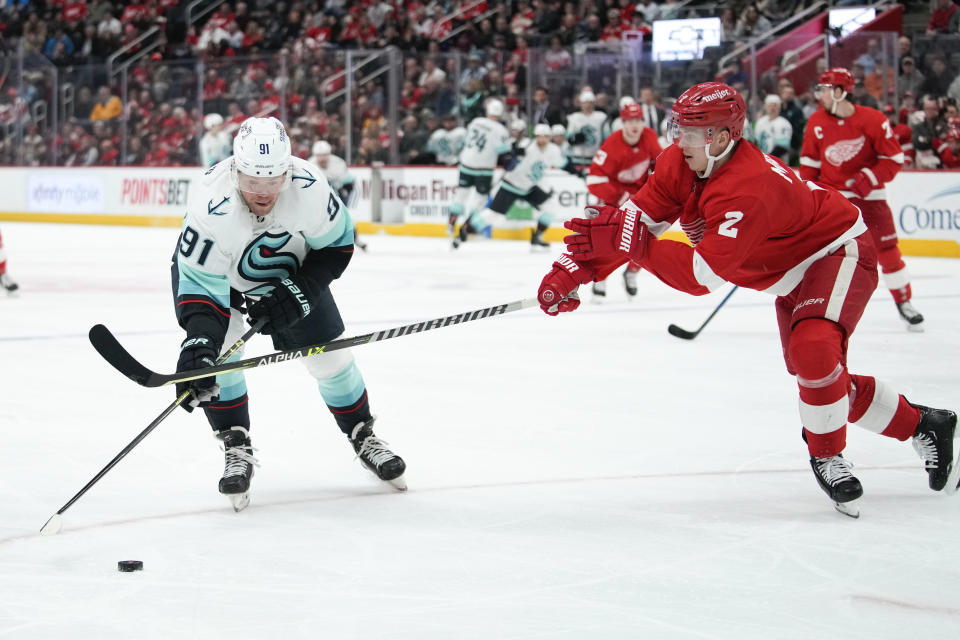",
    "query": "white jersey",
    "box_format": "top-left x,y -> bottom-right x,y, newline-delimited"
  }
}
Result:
200,131 -> 233,168
310,153 -> 352,191
176,156 -> 351,299
753,115 -> 793,155
459,117 -> 511,171
428,126 -> 466,165
566,110 -> 608,163
503,140 -> 565,192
